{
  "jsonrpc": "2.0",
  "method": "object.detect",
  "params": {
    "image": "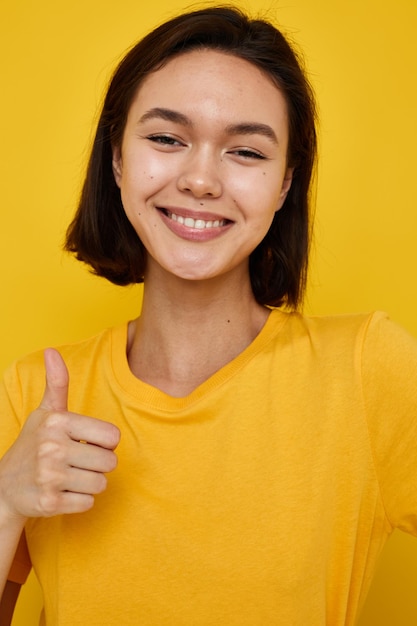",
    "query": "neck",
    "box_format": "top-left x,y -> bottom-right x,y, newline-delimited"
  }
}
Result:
127,269 -> 269,396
